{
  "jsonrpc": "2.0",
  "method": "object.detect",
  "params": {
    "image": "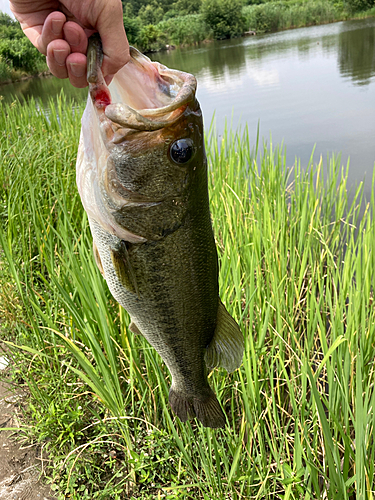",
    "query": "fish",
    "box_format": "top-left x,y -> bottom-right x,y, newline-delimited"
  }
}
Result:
76,34 -> 244,428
